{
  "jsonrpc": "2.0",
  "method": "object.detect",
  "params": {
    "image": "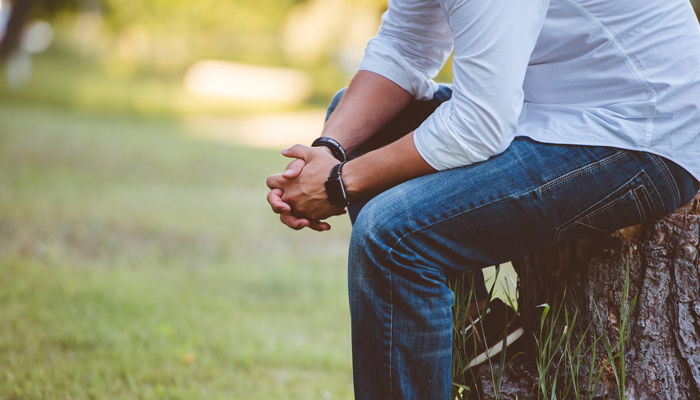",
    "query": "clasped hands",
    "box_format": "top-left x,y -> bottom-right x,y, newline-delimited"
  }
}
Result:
266,145 -> 348,231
